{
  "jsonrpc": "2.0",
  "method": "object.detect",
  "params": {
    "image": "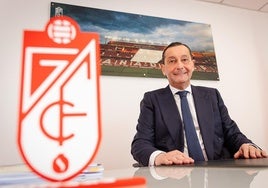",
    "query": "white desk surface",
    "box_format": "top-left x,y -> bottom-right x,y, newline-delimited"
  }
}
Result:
1,158 -> 268,187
